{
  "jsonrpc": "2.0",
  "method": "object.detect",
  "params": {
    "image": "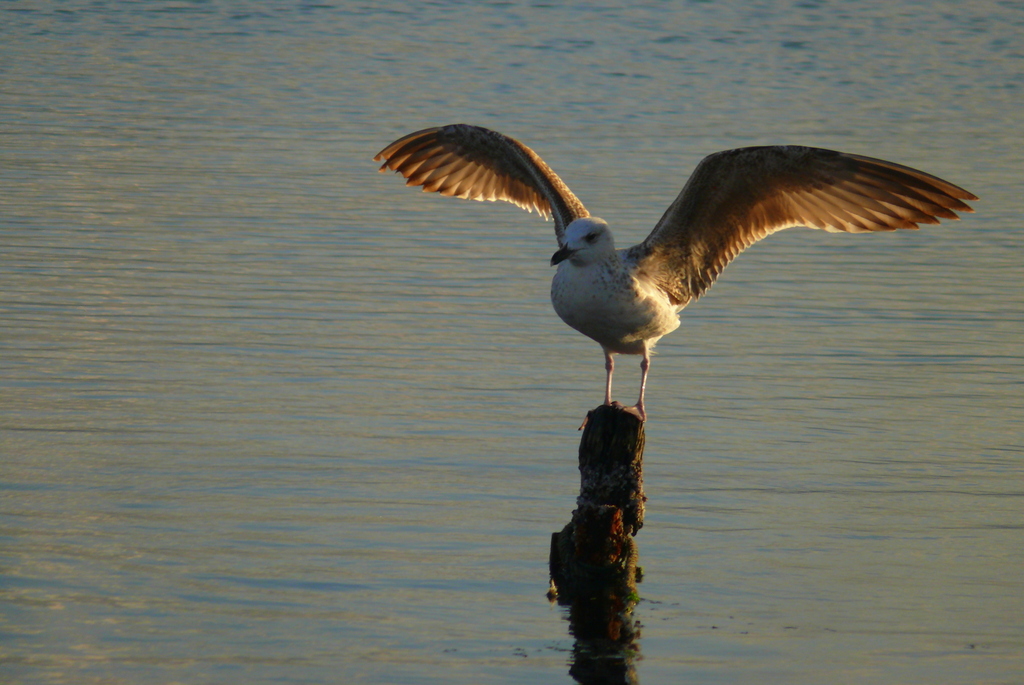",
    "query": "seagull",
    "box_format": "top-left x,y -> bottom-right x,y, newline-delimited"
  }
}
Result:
374,124 -> 976,421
